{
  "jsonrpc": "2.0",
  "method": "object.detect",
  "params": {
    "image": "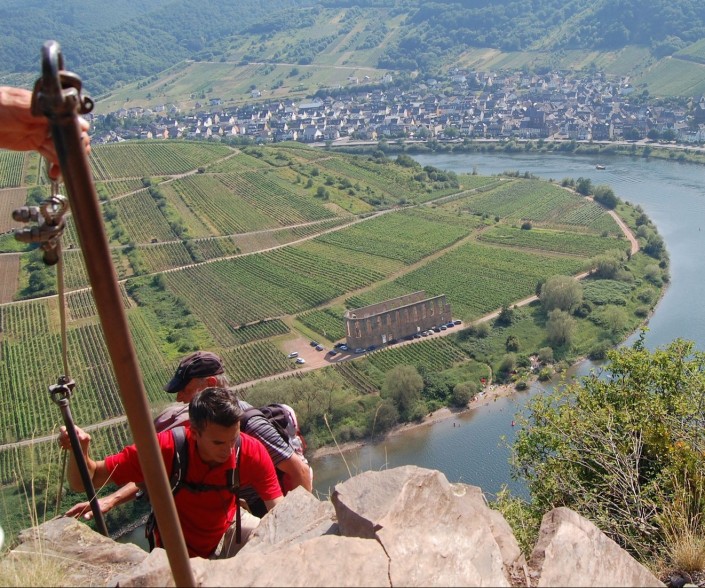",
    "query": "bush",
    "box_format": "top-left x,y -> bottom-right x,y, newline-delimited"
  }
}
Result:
538,347 -> 554,364
452,381 -> 478,407
537,367 -> 552,381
